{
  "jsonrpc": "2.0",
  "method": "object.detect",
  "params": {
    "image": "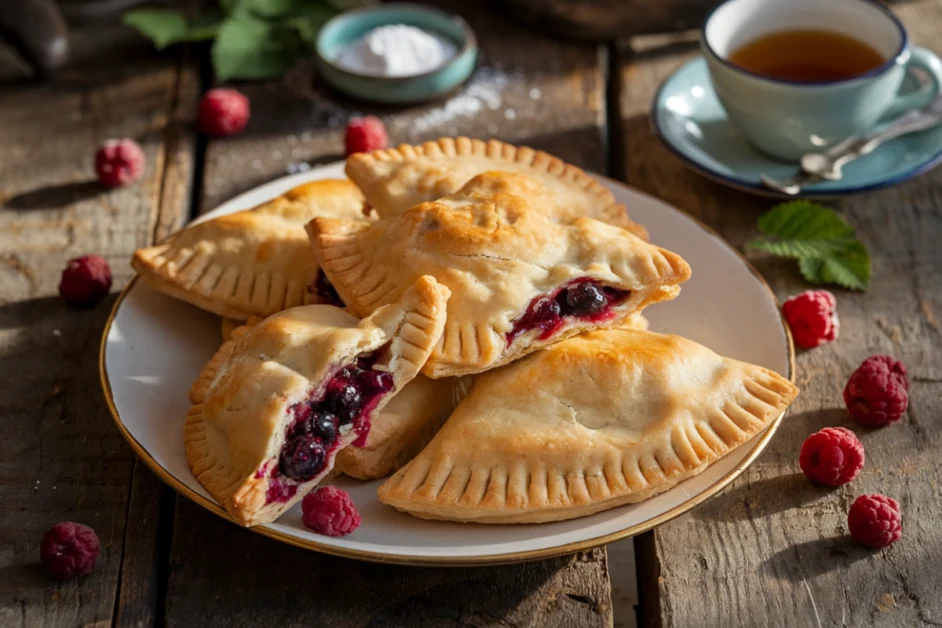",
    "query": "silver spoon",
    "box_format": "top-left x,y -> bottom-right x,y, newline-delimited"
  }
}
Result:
761,94 -> 942,195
